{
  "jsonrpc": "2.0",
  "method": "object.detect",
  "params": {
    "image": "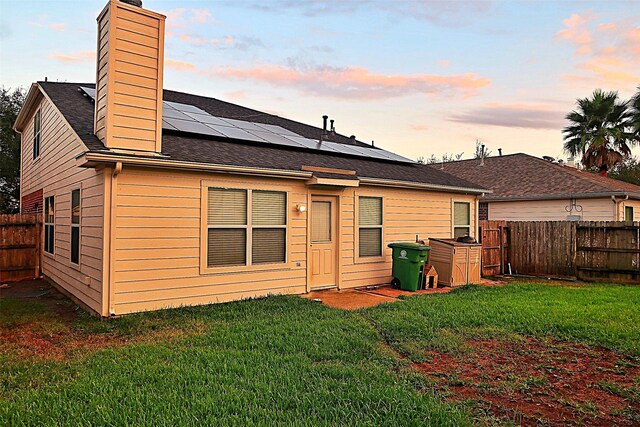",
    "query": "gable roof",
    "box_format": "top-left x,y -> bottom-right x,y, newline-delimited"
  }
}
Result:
37,81 -> 488,194
428,153 -> 640,201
